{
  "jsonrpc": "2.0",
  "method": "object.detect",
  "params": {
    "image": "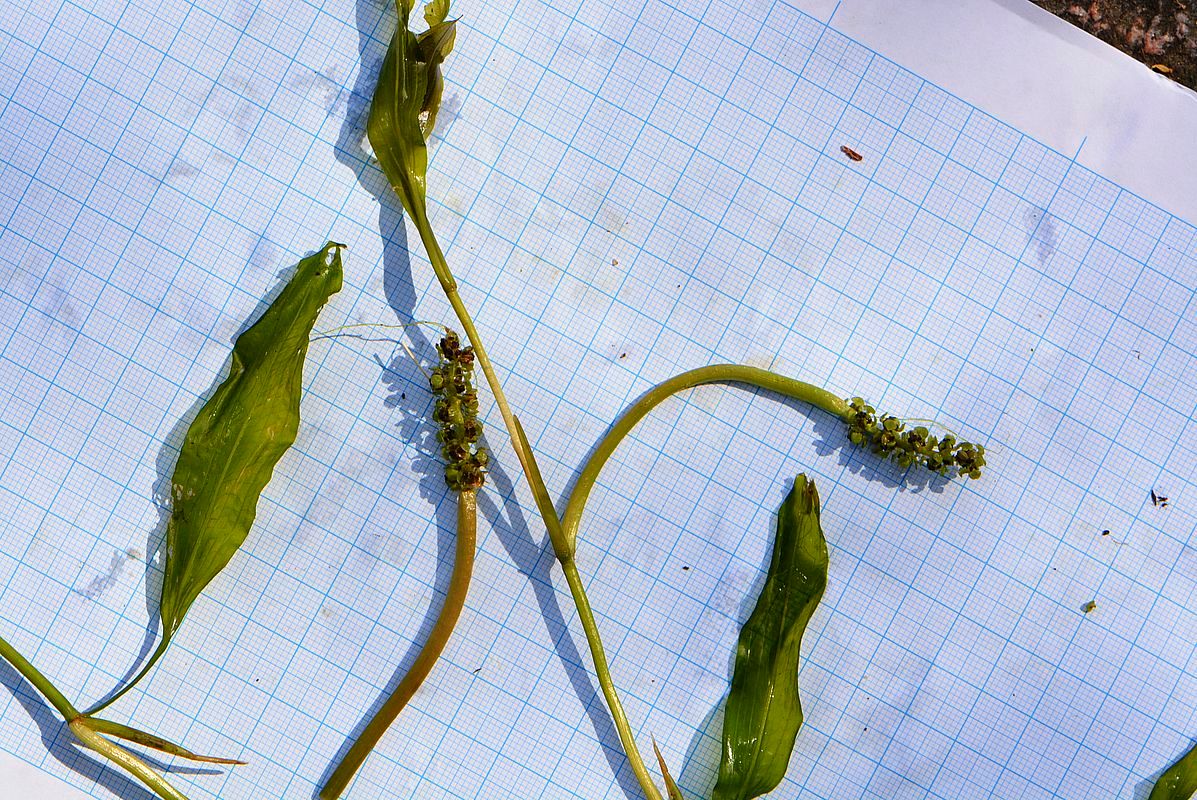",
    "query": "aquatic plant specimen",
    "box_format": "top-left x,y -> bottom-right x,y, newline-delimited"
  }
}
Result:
1151,740 -> 1197,800
319,330 -> 485,800
340,1 -> 988,797
557,366 -> 981,799
0,242 -> 344,800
